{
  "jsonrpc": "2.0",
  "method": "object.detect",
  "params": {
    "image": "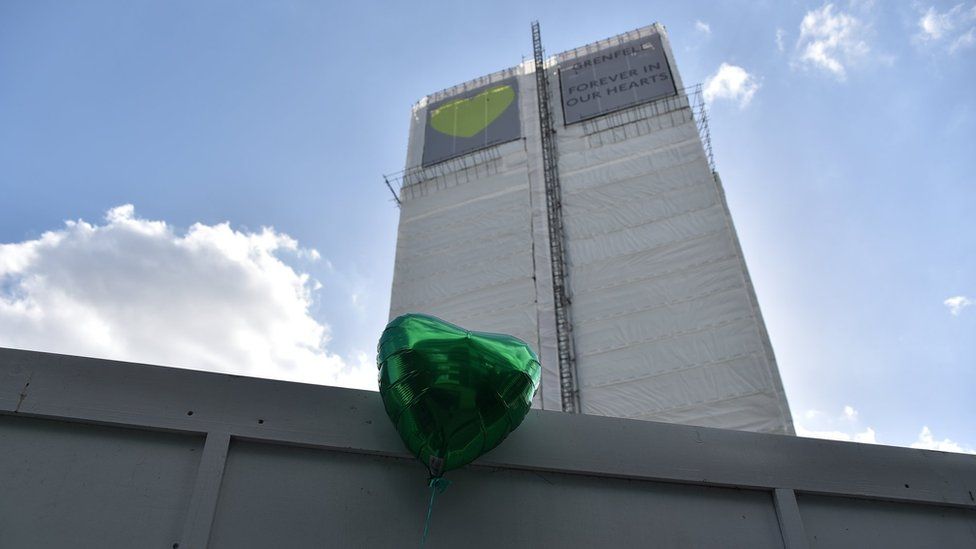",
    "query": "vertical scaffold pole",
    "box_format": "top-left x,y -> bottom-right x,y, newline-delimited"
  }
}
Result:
531,21 -> 580,413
